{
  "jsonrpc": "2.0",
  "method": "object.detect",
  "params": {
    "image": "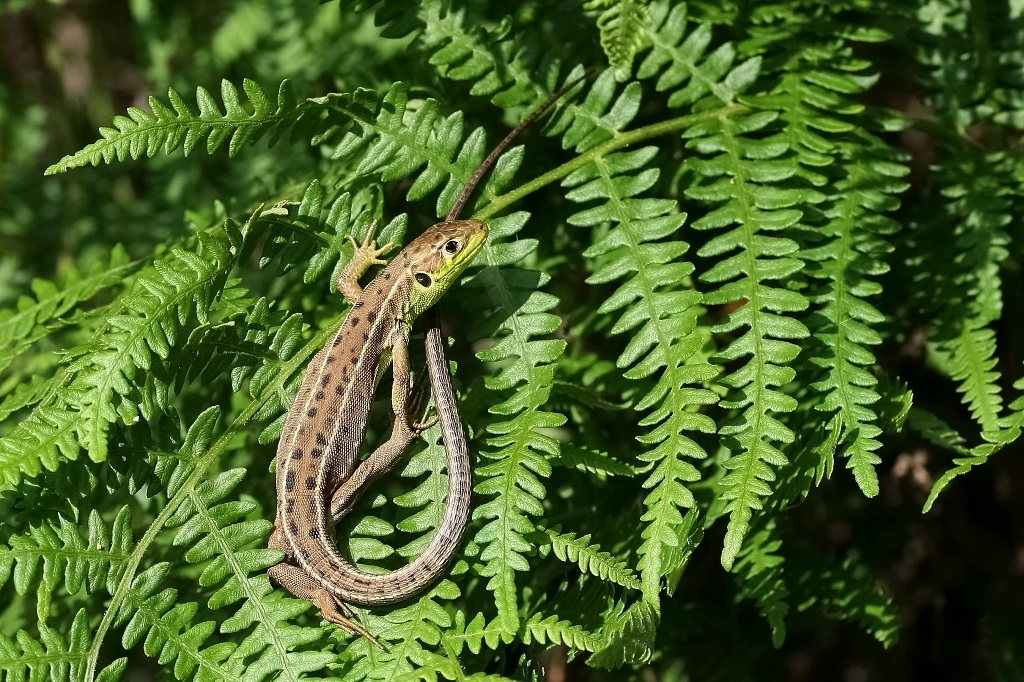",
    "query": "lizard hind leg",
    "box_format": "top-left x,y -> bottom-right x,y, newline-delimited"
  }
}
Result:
407,365 -> 438,432
267,562 -> 385,649
268,515 -> 384,648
